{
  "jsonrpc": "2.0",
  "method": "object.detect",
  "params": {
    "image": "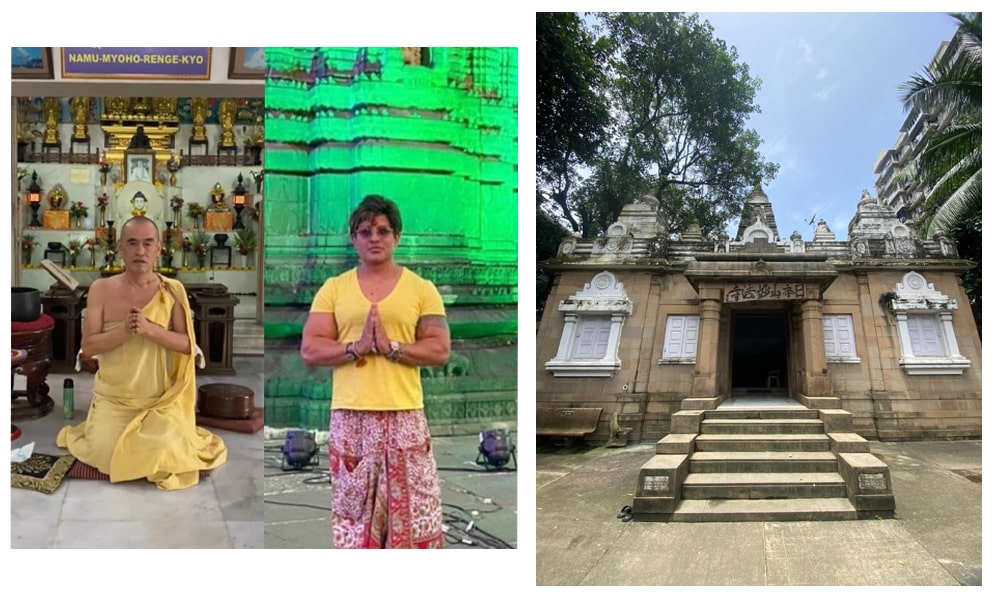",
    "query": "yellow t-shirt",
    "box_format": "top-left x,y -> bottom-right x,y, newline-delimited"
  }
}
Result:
310,267 -> 446,410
